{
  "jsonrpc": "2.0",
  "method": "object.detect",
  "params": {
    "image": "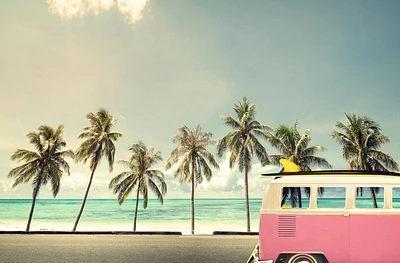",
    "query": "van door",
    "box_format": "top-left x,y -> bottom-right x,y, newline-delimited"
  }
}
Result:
349,186 -> 400,262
